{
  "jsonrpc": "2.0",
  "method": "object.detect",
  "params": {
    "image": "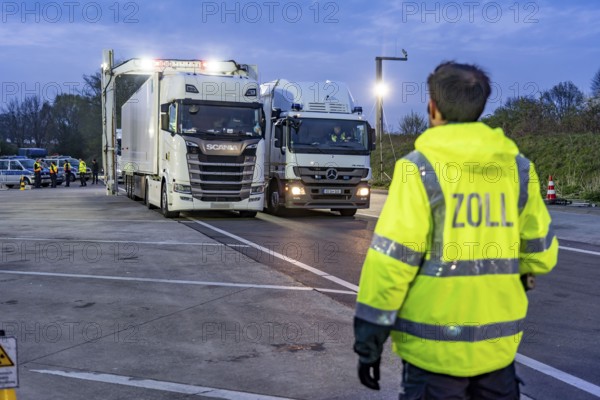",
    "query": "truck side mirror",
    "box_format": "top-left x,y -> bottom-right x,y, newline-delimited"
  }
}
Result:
274,125 -> 283,148
369,126 -> 377,150
161,113 -> 169,131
